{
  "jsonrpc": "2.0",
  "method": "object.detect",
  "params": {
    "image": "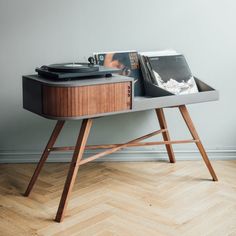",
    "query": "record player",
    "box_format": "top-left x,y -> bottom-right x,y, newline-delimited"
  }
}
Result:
36,57 -> 121,80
